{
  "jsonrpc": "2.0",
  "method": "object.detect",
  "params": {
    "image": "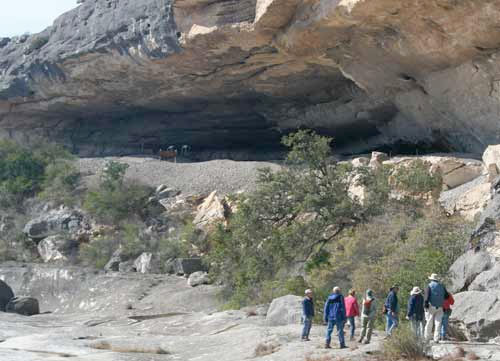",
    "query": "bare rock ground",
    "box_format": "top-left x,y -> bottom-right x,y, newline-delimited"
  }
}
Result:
78,157 -> 282,195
